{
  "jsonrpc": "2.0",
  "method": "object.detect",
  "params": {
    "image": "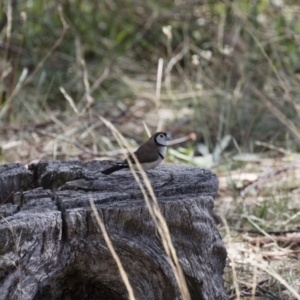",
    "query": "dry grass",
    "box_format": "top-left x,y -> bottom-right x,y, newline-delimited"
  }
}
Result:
1,0 -> 300,299
97,118 -> 191,300
2,116 -> 300,299
216,157 -> 300,299
1,70 -> 300,299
